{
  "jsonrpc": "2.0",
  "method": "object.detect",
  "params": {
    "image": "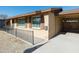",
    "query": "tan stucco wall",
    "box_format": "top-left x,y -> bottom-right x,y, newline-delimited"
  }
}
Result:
48,13 -> 61,39
8,19 -> 18,29
26,17 -> 31,28
48,13 -> 56,39
44,15 -> 49,27
55,16 -> 62,34
31,14 -> 49,41
43,13 -> 61,39
41,14 -> 49,40
12,19 -> 17,28
6,12 -> 61,41
34,30 -> 48,41
10,19 -> 12,27
32,14 -> 62,40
